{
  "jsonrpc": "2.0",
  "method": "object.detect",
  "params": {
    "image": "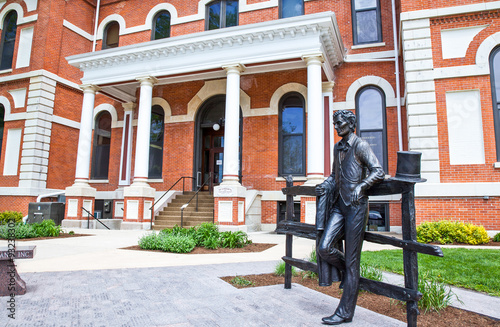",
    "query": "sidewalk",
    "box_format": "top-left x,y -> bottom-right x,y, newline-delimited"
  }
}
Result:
0,229 -> 498,326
